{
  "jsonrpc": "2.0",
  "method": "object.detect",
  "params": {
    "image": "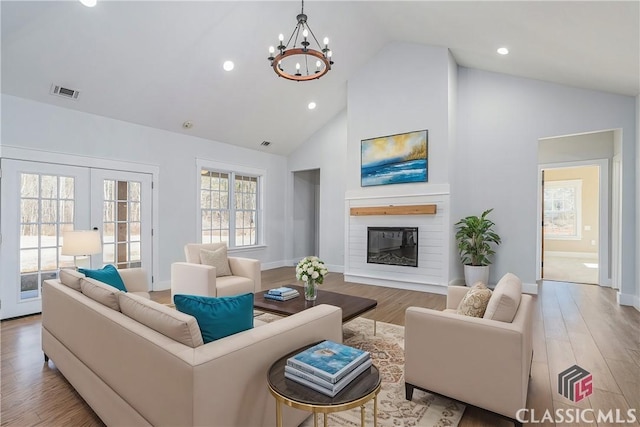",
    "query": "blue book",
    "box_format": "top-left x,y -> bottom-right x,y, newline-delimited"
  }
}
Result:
286,340 -> 370,384
284,358 -> 373,396
264,292 -> 298,301
268,287 -> 297,296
